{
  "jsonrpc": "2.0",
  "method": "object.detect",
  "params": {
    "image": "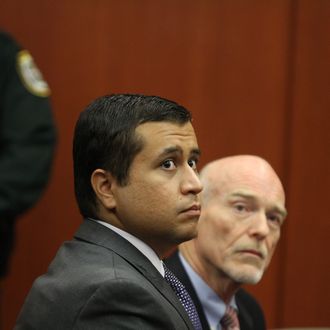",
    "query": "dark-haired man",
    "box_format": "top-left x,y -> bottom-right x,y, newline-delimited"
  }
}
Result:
166,155 -> 287,330
15,94 -> 203,329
